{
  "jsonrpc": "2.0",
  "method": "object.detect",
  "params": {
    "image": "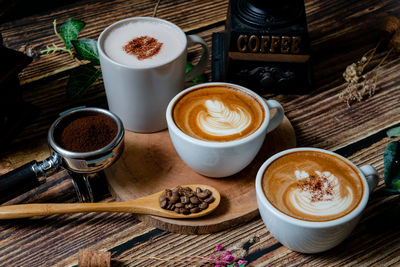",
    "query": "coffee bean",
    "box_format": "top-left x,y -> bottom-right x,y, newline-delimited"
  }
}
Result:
160,186 -> 214,215
204,196 -> 215,204
190,196 -> 201,204
181,196 -> 190,204
197,189 -> 211,199
169,192 -> 179,204
166,190 -> 172,199
190,207 -> 200,213
196,191 -> 208,199
172,186 -> 181,194
199,202 -> 208,210
160,200 -> 167,209
181,188 -> 193,197
175,203 -> 184,208
178,188 -> 185,196
159,194 -> 166,203
180,208 -> 190,215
